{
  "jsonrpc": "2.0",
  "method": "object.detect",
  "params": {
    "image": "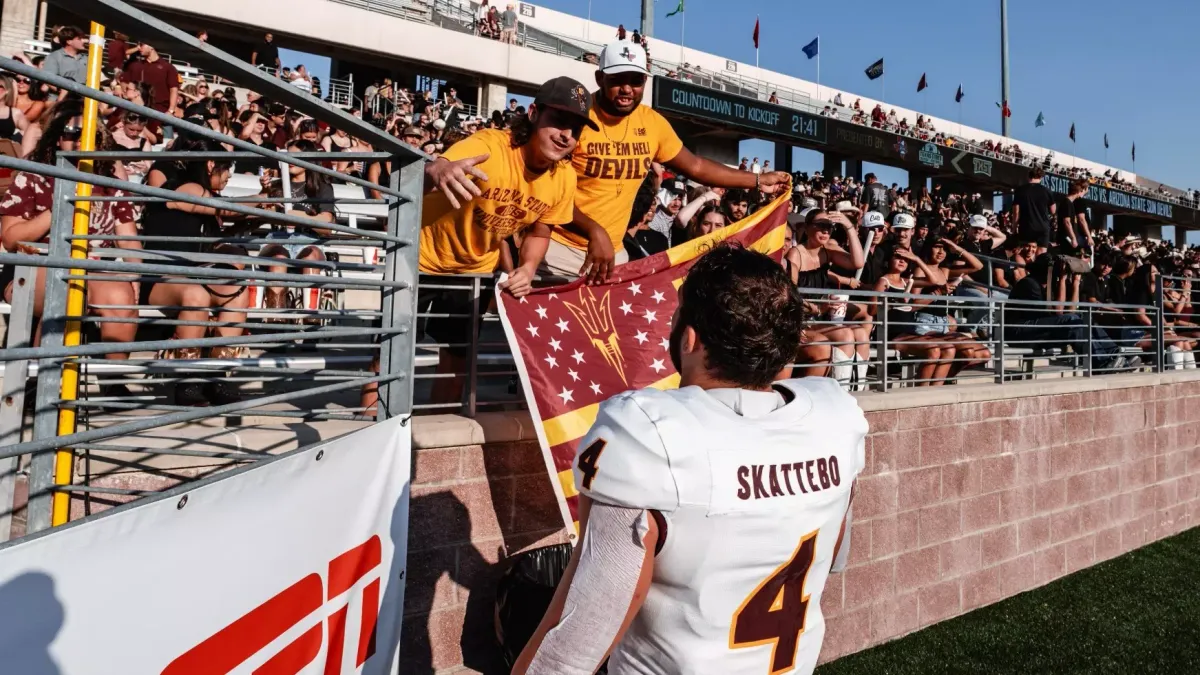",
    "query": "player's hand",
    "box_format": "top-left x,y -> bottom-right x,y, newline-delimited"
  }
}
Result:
579,231 -> 615,285
499,266 -> 534,298
757,171 -> 791,195
426,154 -> 489,209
